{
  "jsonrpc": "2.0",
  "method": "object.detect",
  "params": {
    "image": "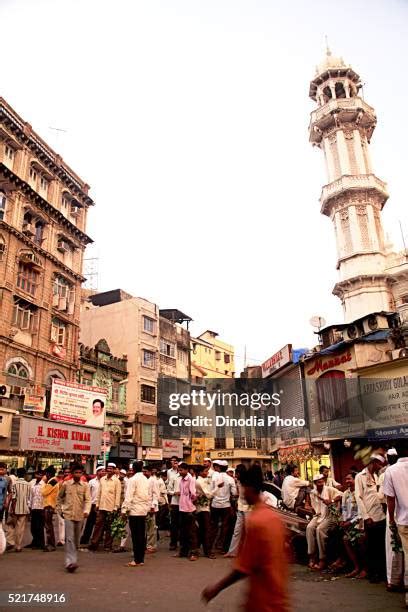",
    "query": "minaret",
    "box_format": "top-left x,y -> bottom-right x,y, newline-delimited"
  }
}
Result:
309,48 -> 393,322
